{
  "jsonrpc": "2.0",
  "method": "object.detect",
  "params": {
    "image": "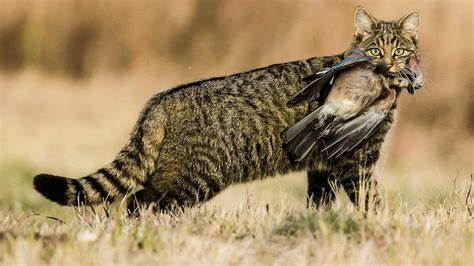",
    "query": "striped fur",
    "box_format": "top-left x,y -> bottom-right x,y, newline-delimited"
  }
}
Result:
33,7 -> 421,211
